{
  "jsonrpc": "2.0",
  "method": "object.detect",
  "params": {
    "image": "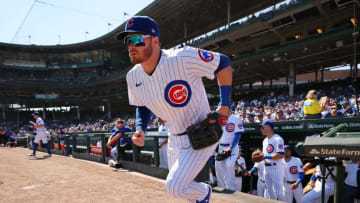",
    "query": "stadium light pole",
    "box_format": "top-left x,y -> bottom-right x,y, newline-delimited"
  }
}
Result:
353,0 -> 358,81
